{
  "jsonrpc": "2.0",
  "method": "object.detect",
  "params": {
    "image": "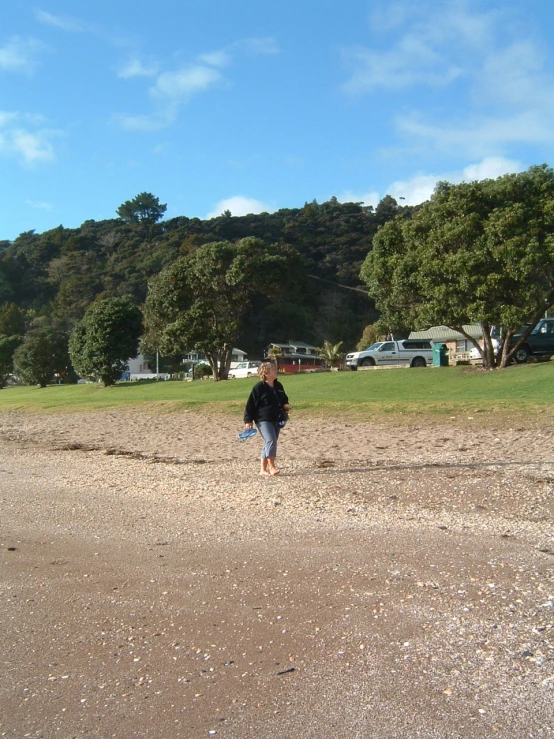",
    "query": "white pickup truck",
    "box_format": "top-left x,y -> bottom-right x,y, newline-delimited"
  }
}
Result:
346,339 -> 434,369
